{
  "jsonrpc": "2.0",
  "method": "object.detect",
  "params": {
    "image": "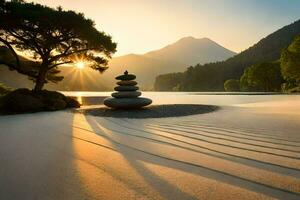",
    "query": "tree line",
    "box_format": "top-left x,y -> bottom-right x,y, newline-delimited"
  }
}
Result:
225,35 -> 300,92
